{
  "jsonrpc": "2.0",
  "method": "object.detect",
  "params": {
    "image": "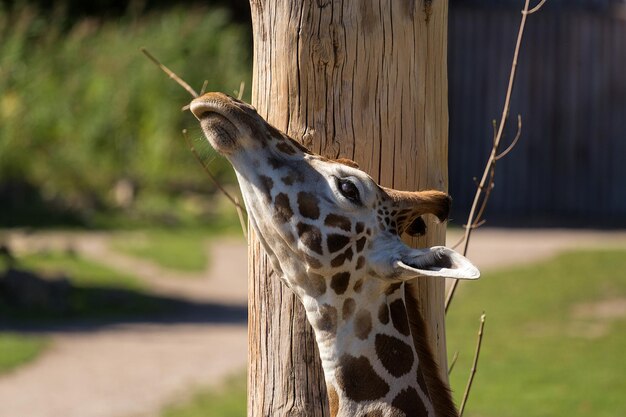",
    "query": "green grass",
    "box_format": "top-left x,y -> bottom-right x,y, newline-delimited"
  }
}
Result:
447,249 -> 626,417
0,333 -> 48,374
161,373 -> 246,417
111,229 -> 210,273
17,251 -> 144,289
